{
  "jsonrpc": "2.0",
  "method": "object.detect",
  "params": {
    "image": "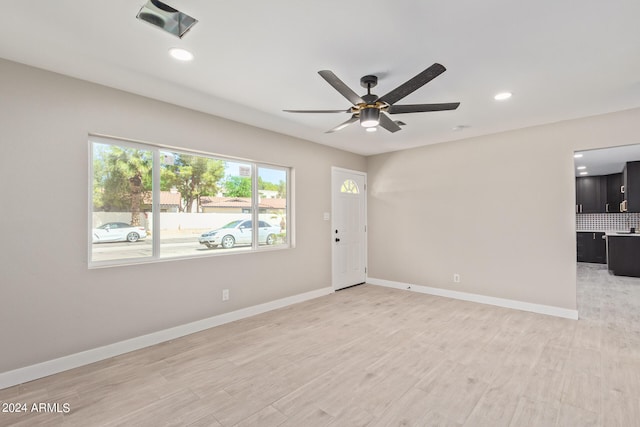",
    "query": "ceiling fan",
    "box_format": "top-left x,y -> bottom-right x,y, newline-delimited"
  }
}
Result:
284,63 -> 460,133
